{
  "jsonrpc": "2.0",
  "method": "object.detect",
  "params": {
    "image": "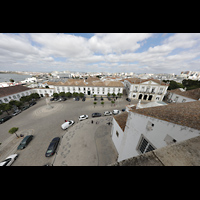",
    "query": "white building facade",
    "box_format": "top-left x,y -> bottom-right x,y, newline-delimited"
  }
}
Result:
124,78 -> 169,101
111,102 -> 200,162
